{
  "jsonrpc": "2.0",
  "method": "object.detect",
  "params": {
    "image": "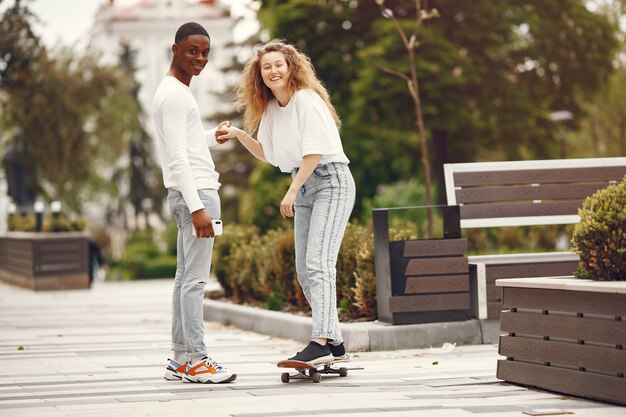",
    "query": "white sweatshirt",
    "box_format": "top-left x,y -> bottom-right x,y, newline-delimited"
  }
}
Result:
152,76 -> 220,213
257,89 -> 349,173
